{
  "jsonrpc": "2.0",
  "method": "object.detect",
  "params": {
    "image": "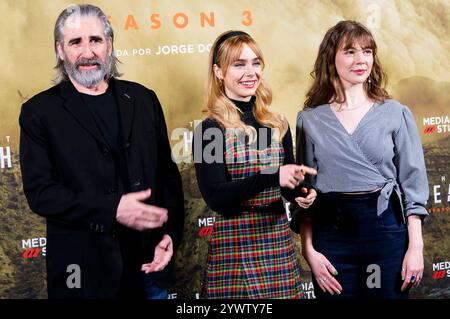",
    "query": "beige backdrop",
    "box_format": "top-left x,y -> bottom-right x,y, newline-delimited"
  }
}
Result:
0,0 -> 449,299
